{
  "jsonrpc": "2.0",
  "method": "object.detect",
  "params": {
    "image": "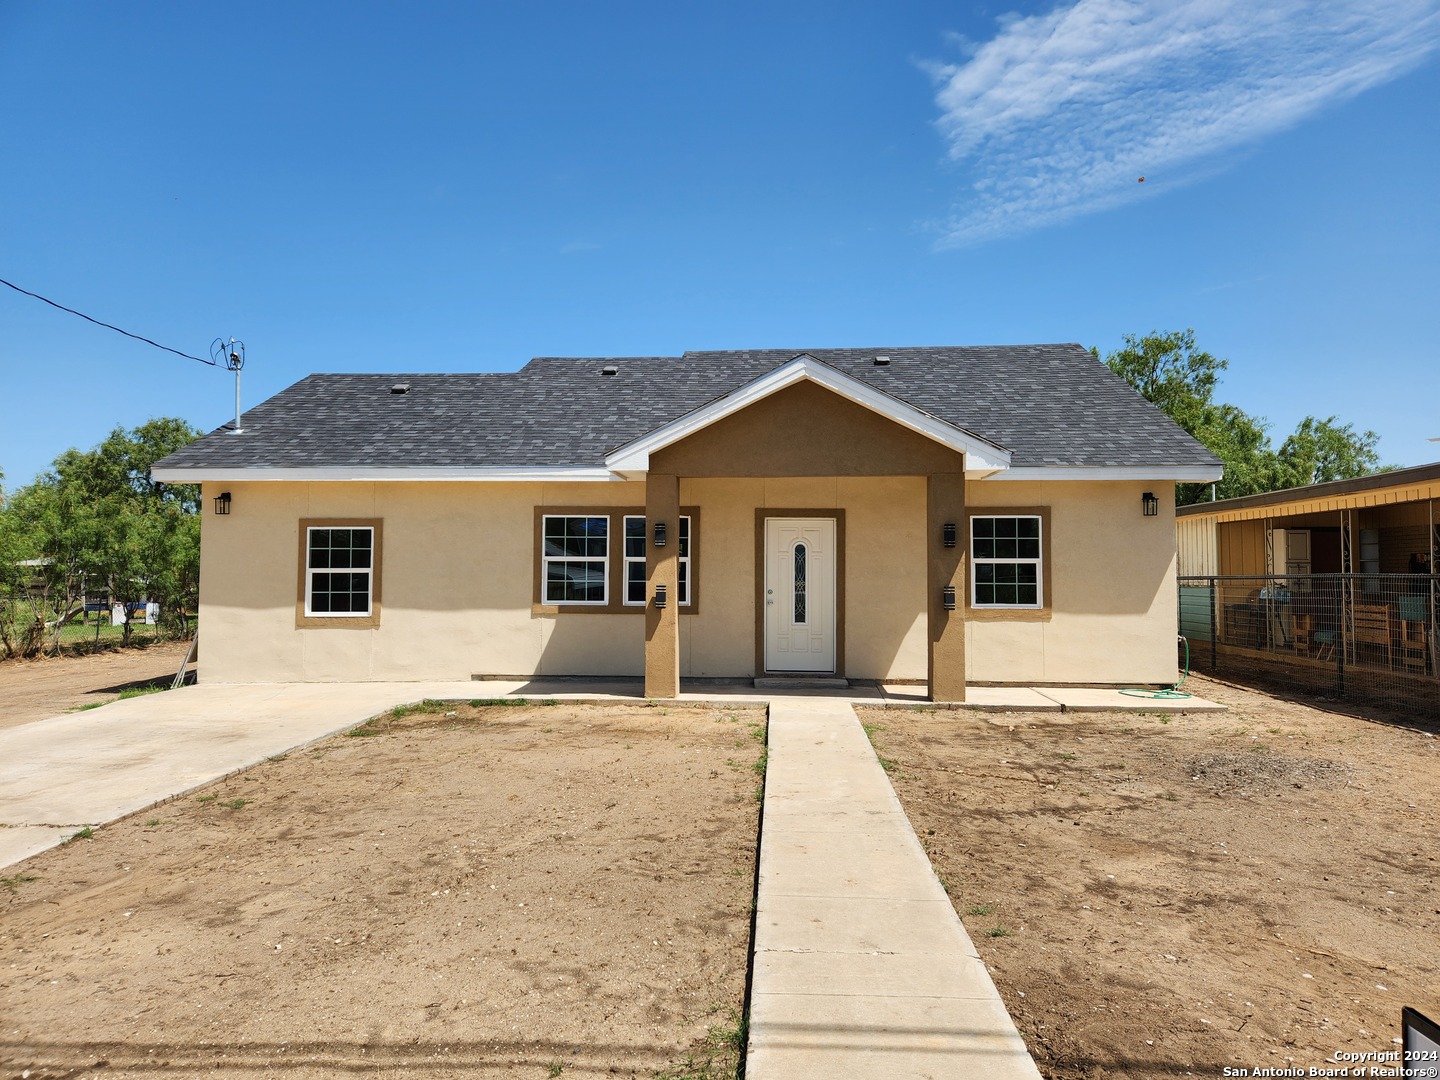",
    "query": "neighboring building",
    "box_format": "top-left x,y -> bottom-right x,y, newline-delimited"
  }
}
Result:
152,346 -> 1221,700
1176,463 -> 1440,580
1175,463 -> 1439,689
